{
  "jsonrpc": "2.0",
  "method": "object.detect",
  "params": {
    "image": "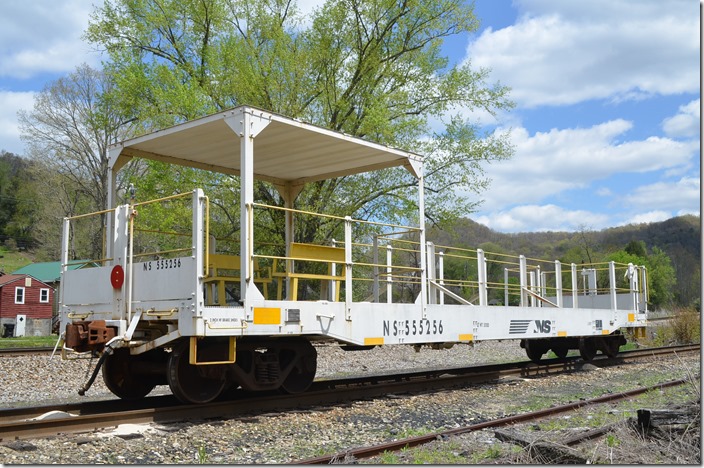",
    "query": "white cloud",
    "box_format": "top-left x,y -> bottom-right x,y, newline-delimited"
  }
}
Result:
474,204 -> 610,232
0,0 -> 103,78
623,176 -> 700,213
662,99 -> 700,138
0,91 -> 35,154
621,210 -> 672,226
473,120 -> 697,212
466,0 -> 699,108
